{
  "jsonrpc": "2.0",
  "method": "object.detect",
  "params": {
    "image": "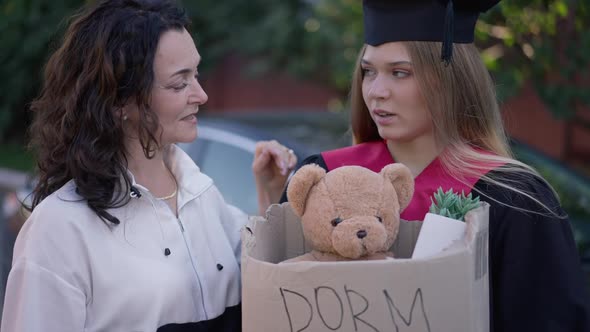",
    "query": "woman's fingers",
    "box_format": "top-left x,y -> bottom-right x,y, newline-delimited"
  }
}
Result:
253,141 -> 297,176
272,145 -> 297,176
287,149 -> 297,169
252,147 -> 271,173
